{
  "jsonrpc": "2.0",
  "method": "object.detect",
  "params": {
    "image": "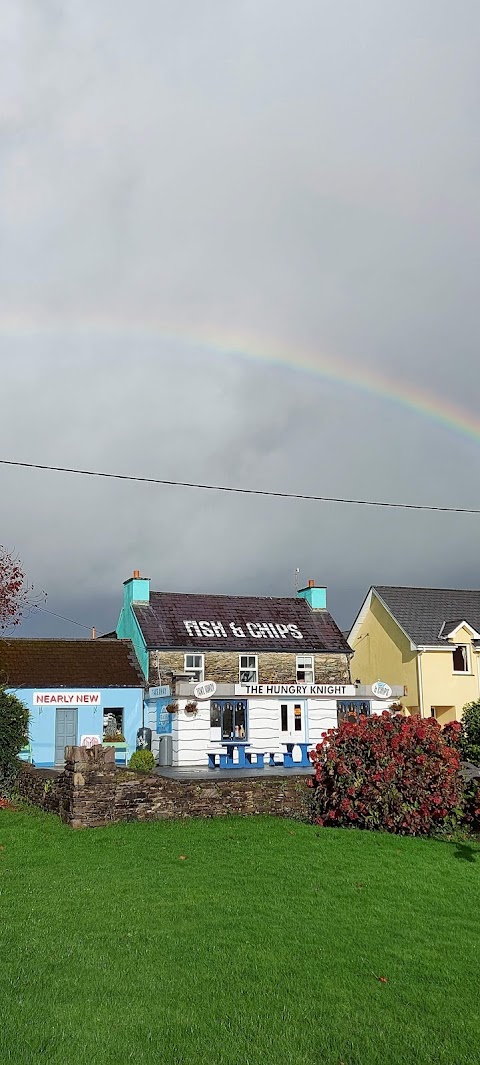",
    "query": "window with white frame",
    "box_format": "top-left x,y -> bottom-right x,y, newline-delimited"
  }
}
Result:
239,655 -> 258,684
184,653 -> 204,682
296,654 -> 314,683
452,645 -> 470,673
